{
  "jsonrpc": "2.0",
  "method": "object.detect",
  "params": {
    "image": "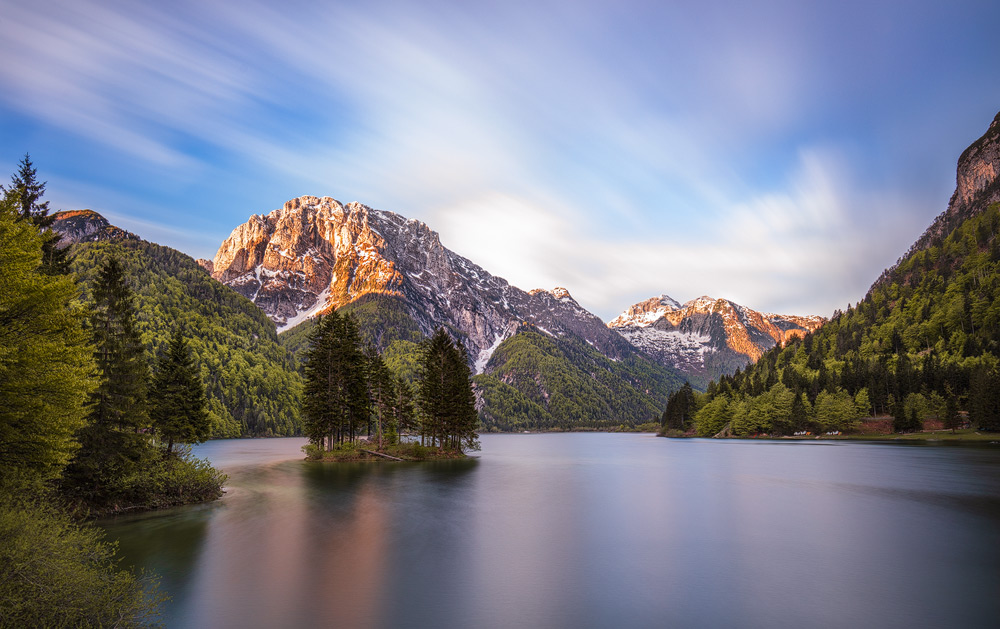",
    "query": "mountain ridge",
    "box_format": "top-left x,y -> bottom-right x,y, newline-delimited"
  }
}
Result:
608,293 -> 824,387
209,195 -> 635,373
